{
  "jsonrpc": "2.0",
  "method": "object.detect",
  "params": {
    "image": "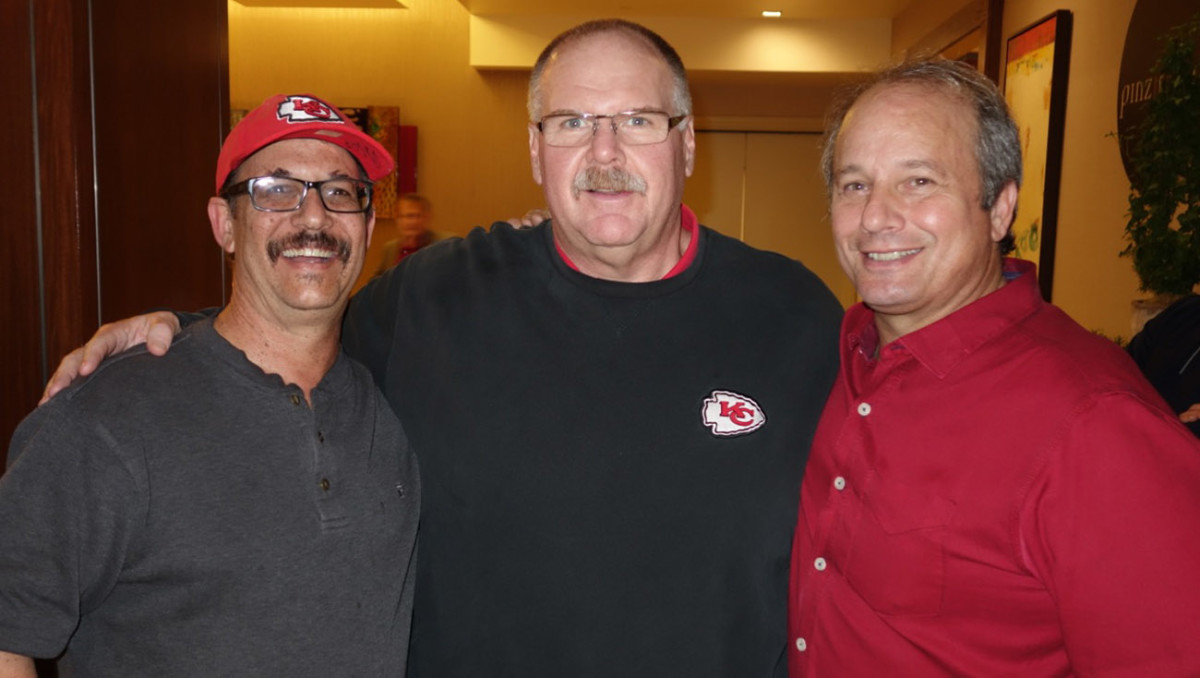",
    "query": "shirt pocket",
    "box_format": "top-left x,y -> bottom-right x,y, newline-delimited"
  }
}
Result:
843,473 -> 956,616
